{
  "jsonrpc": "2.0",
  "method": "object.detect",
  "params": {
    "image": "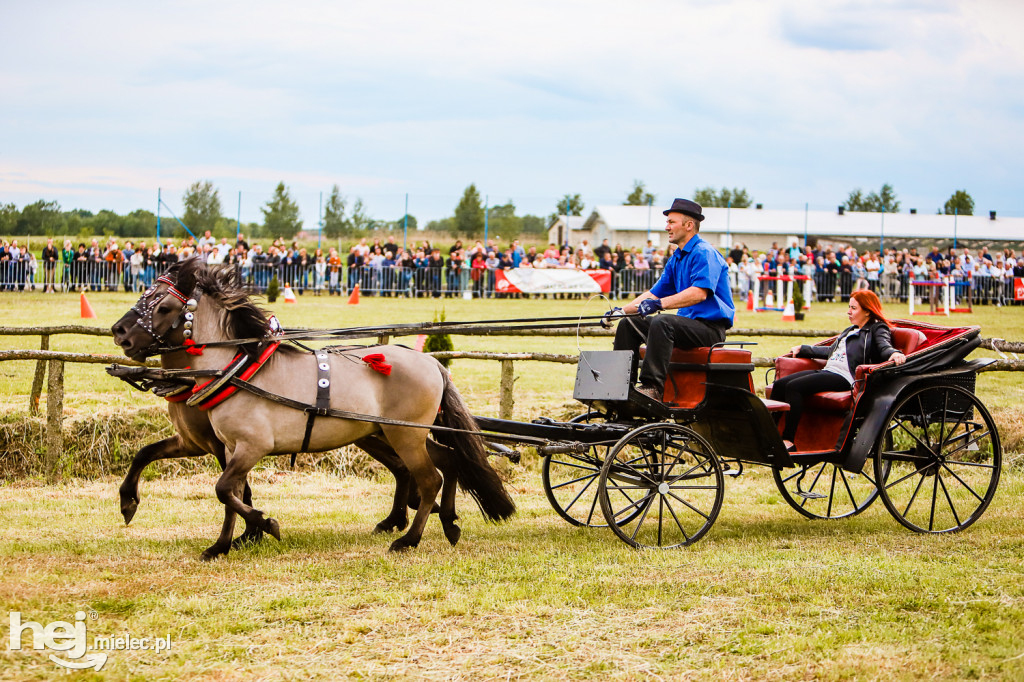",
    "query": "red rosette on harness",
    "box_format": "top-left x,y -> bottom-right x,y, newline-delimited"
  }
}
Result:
363,353 -> 392,376
183,338 -> 206,356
